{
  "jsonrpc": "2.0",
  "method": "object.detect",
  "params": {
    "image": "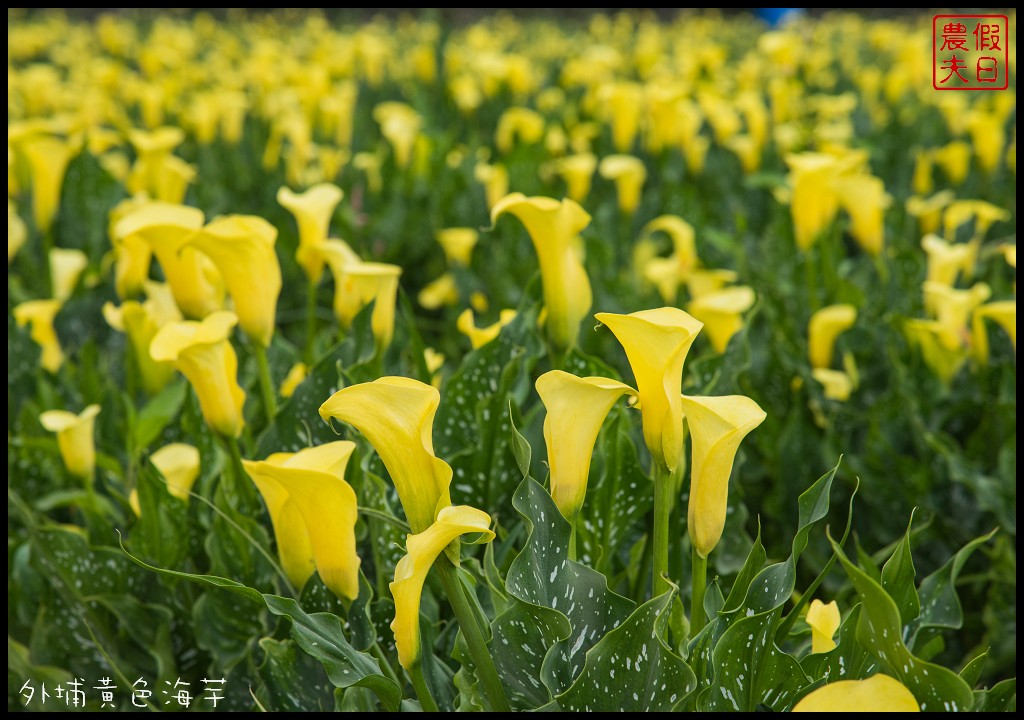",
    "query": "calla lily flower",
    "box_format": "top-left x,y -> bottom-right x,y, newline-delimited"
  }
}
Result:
39,404 -> 101,482
243,441 -> 360,600
152,443 -> 202,501
943,200 -> 1010,242
108,195 -> 153,300
792,674 -> 919,712
911,150 -> 934,196
904,318 -> 967,384
277,183 -> 344,282
424,348 -> 445,388
417,273 -> 458,310
550,153 -> 597,202
595,308 -> 703,472
280,362 -> 309,399
9,200 -> 27,262
972,300 -> 1016,365
103,281 -> 182,394
932,141 -> 970,185
921,235 -> 972,288
835,174 -> 890,257
640,215 -> 698,282
114,202 -> 224,319
906,191 -> 954,236
436,227 -> 479,267
785,153 -> 841,250
808,304 -> 857,369
601,82 -> 643,152
474,161 -> 509,211
1004,245 -> 1016,269
391,505 -> 494,669
492,193 -> 592,351
923,282 -> 991,351
14,299 -> 64,373
456,308 -> 517,349
806,599 -> 841,653
319,376 -> 452,534
495,107 -> 544,154
536,371 -> 636,519
21,135 -> 74,232
126,126 -> 185,198
687,269 -> 738,300
598,154 -> 647,215
185,215 -> 281,348
811,369 -> 854,401
967,110 -> 1004,173
49,248 -> 88,302
373,102 -> 422,169
150,311 -> 245,438
687,286 -> 756,354
325,260 -> 402,351
681,394 -> 766,559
